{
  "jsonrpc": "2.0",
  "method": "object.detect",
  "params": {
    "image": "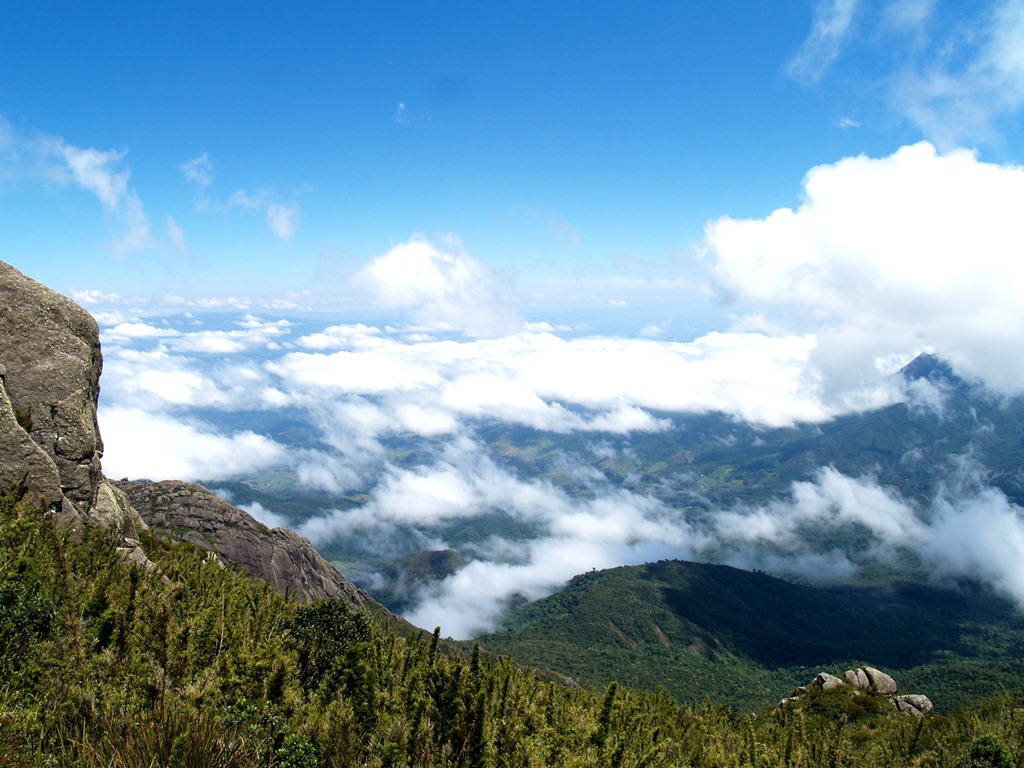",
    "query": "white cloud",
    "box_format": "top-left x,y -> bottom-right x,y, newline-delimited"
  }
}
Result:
264,328 -> 847,439
923,486 -> 1024,603
705,142 -> 1024,397
59,145 -> 130,212
105,322 -> 181,340
181,152 -> 214,189
353,236 -> 522,338
709,464 -> 1024,610
100,406 -> 288,481
889,0 -> 1024,147
72,289 -> 124,306
238,500 -> 290,530
266,202 -> 299,240
787,0 -> 859,85
296,323 -> 383,350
